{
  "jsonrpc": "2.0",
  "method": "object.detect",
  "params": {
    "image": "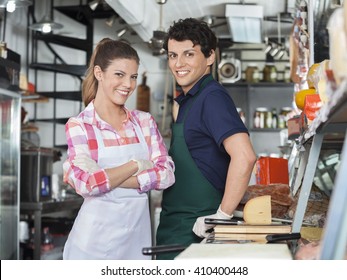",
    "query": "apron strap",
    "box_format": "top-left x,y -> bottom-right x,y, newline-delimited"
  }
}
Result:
182,75 -> 213,122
